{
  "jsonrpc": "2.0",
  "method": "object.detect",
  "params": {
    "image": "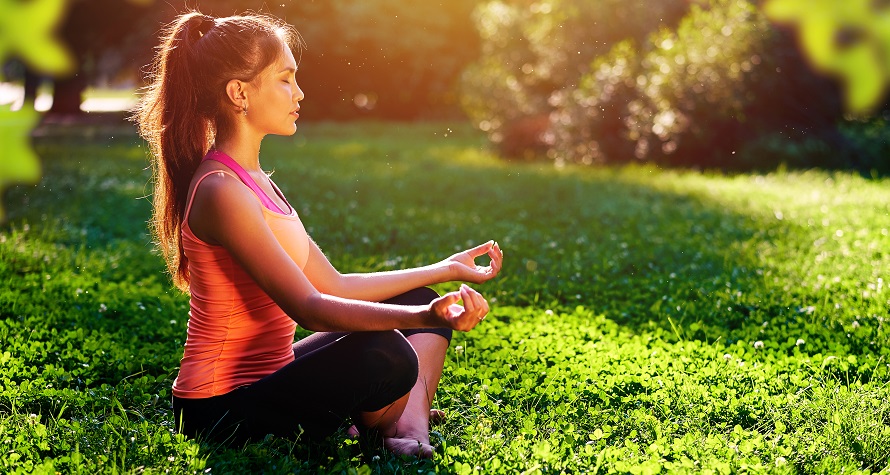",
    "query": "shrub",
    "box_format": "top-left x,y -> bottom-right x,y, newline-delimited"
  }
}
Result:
461,0 -> 688,158
550,0 -> 846,169
547,40 -> 643,165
